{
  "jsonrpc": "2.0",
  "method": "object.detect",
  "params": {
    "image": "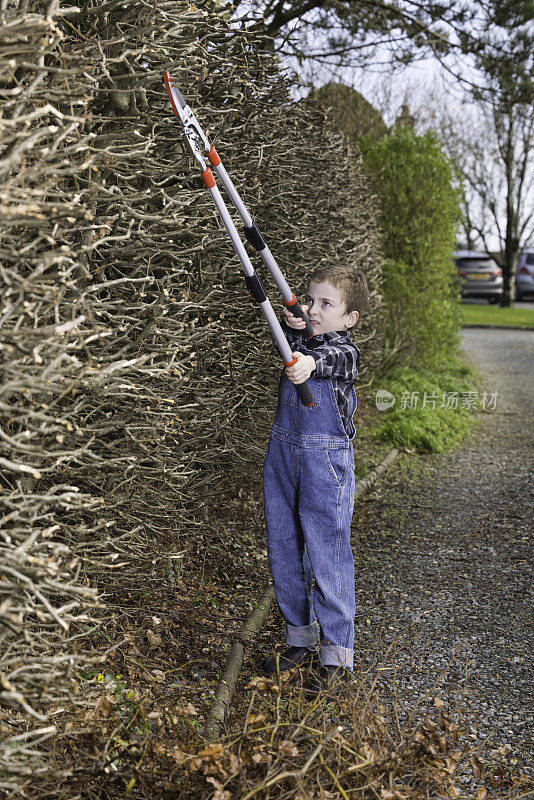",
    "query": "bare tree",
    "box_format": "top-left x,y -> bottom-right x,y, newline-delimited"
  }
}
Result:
470,0 -> 534,305
454,102 -> 533,303
233,0 -> 496,86
412,2 -> 533,306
